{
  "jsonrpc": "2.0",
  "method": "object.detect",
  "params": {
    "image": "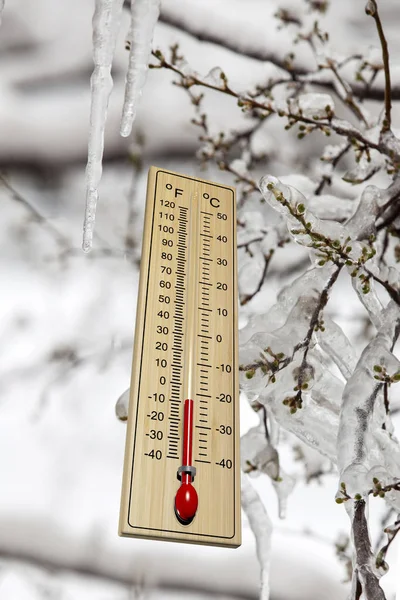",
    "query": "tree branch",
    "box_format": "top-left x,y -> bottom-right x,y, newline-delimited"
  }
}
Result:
366,1 -> 392,132
351,500 -> 386,600
155,7 -> 400,102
